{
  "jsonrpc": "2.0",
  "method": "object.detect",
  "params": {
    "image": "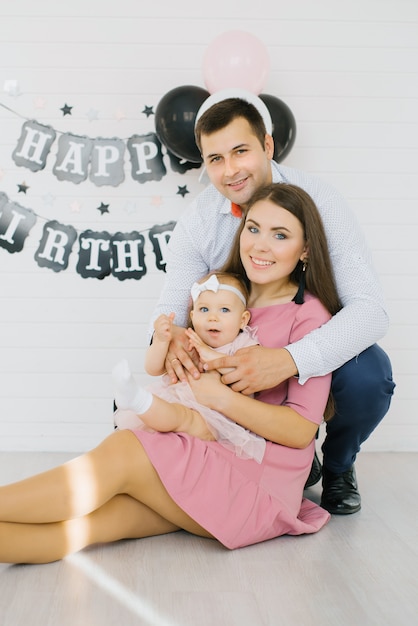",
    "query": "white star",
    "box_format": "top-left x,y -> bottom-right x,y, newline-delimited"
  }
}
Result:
4,79 -> 21,97
86,108 -> 99,122
42,193 -> 56,206
124,201 -> 137,215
